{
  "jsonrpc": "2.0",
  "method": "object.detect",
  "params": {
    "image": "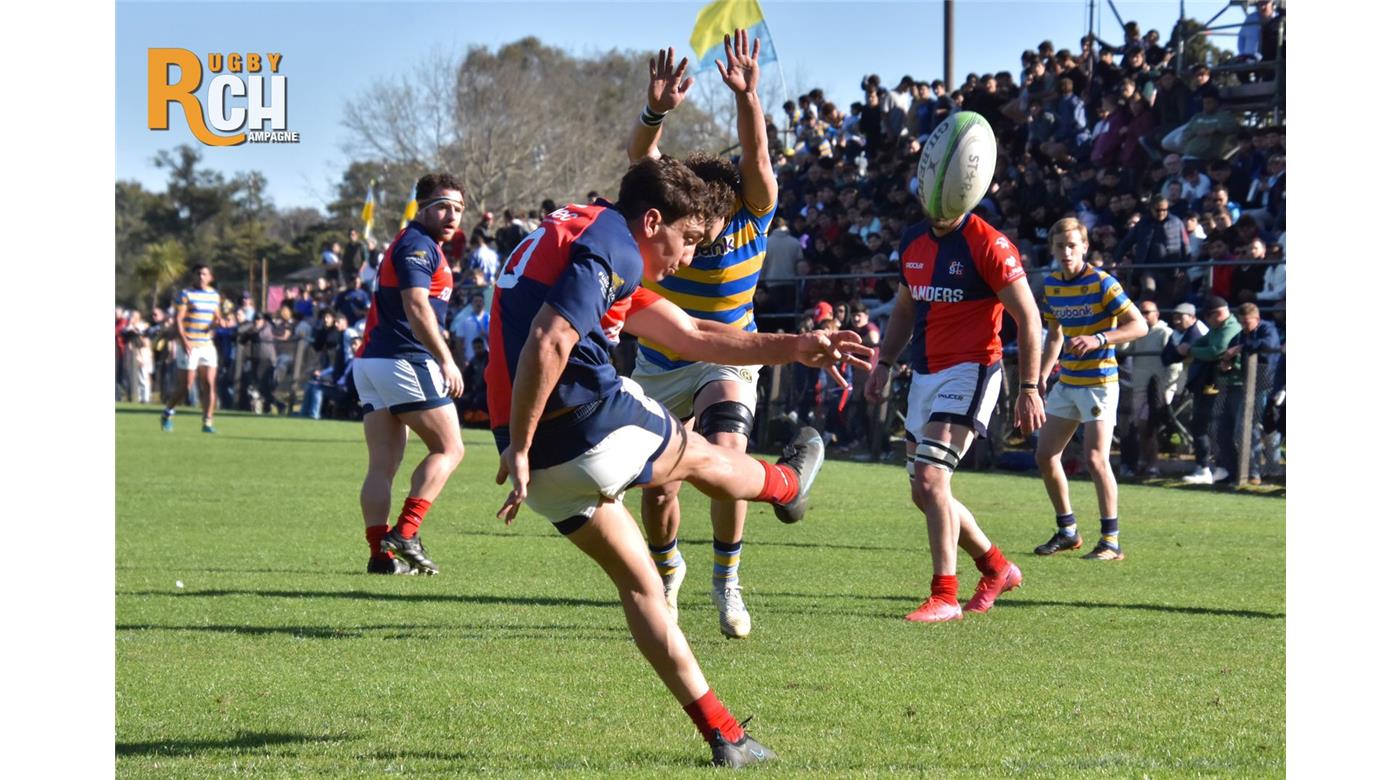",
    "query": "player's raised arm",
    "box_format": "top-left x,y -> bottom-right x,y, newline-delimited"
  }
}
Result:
622,293 -> 871,383
715,29 -> 777,213
996,277 -> 1047,434
627,47 -> 694,164
865,284 -> 916,404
